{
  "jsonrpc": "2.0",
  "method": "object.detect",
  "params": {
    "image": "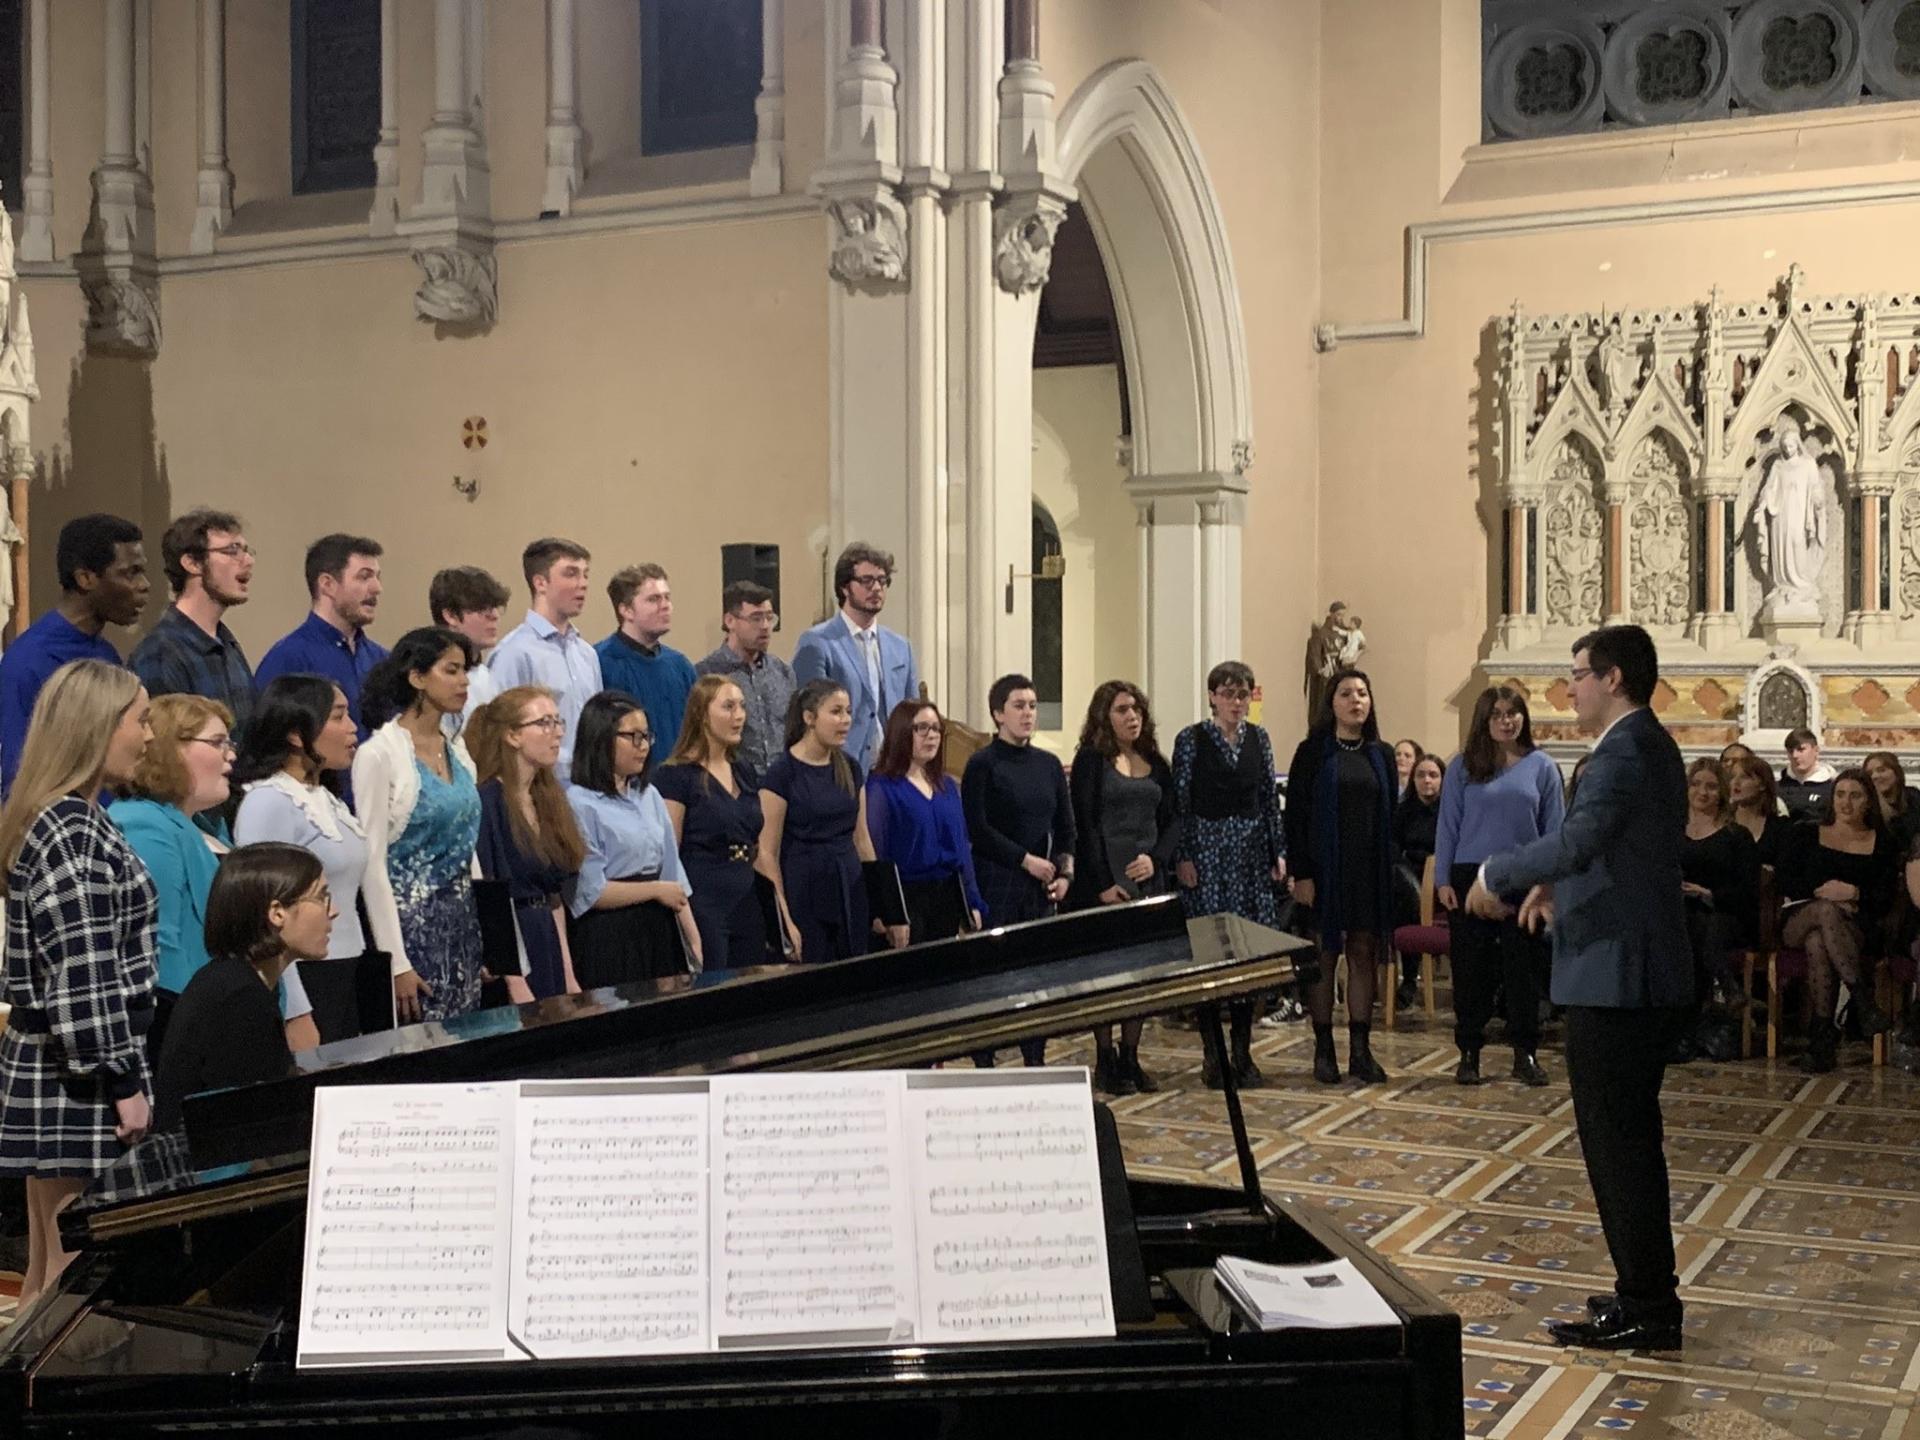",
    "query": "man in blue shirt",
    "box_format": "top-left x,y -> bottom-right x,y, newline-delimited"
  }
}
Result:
254,533 -> 389,738
0,513 -> 150,794
130,507 -> 258,741
490,538 -> 602,780
595,563 -> 697,759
